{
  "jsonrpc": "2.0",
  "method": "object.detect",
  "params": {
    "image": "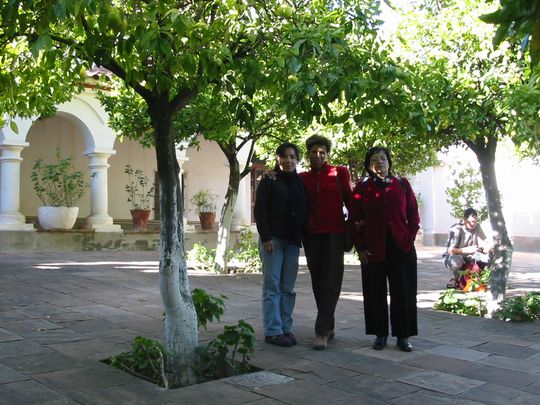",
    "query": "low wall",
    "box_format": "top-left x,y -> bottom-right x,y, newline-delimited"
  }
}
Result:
0,229 -> 223,253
